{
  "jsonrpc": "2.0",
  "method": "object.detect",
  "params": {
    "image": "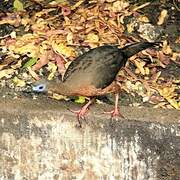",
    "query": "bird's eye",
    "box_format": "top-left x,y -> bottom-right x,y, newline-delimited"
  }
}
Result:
32,83 -> 46,92
38,85 -> 44,90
